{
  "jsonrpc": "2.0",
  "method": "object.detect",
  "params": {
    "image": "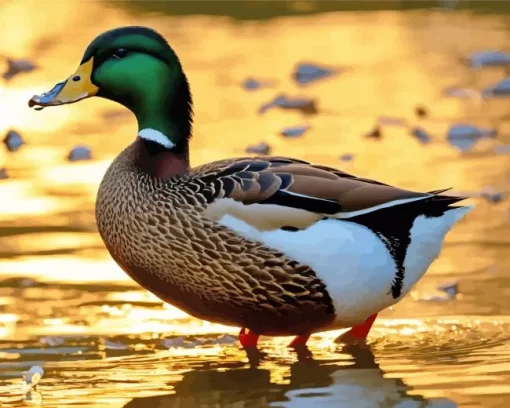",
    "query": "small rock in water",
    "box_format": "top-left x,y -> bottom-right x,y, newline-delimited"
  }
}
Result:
258,94 -> 318,115
292,62 -> 341,85
365,126 -> 382,139
22,366 -> 44,388
468,50 -> 510,68
280,125 -> 310,138
484,192 -> 505,203
410,127 -> 432,144
0,168 -> 8,180
67,145 -> 92,162
241,77 -> 274,91
446,123 -> 497,152
3,130 -> 24,152
339,153 -> 354,161
415,105 -> 428,118
482,77 -> 510,98
376,116 -> 407,127
2,58 -> 36,81
480,187 -> 505,204
437,280 -> 459,298
245,142 -> 271,155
